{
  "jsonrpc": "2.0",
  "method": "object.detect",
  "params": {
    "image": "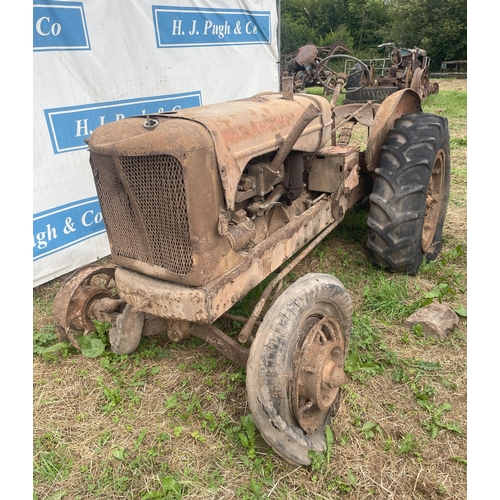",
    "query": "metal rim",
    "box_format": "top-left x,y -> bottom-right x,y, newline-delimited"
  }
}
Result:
422,149 -> 445,253
411,67 -> 429,99
292,315 -> 347,434
52,265 -> 122,350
